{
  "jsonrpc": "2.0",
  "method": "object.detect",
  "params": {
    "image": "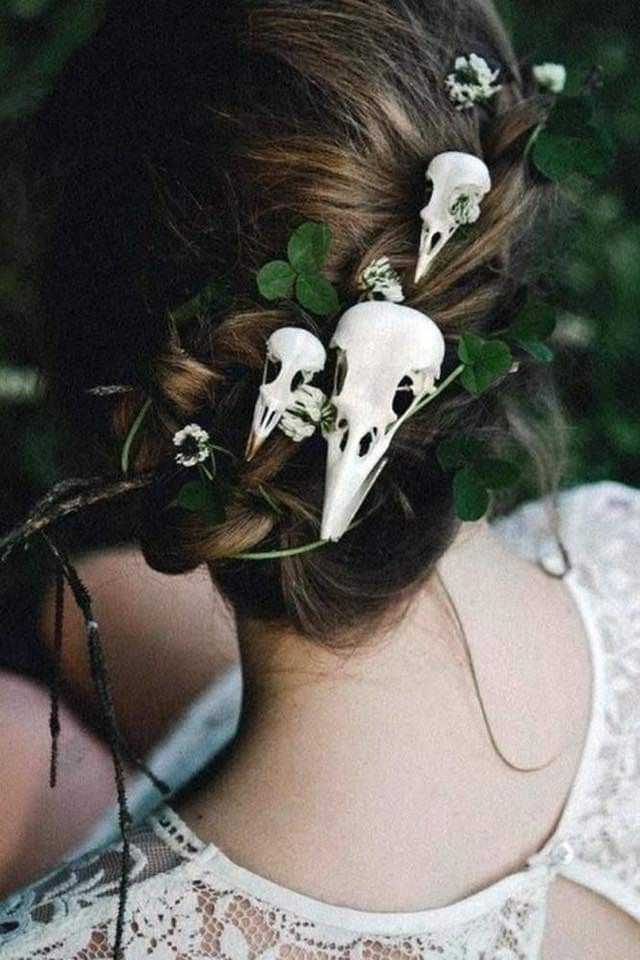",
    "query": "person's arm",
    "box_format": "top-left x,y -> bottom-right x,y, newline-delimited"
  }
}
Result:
38,547 -> 238,757
0,671 -> 120,897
